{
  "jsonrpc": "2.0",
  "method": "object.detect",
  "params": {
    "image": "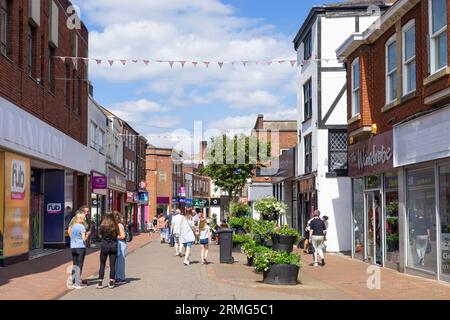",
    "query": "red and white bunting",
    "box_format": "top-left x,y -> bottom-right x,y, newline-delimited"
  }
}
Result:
168,61 -> 174,68
108,60 -> 115,66
132,60 -> 138,63
242,61 -> 248,67
192,62 -> 198,67
180,61 -> 186,68
120,60 -> 127,66
95,59 -> 102,65
143,60 -> 150,65
278,60 -> 286,65
71,58 -> 78,68
59,56 -> 66,64
203,61 -> 210,68
290,60 -> 297,67
218,62 -> 224,68
267,61 -> 273,65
